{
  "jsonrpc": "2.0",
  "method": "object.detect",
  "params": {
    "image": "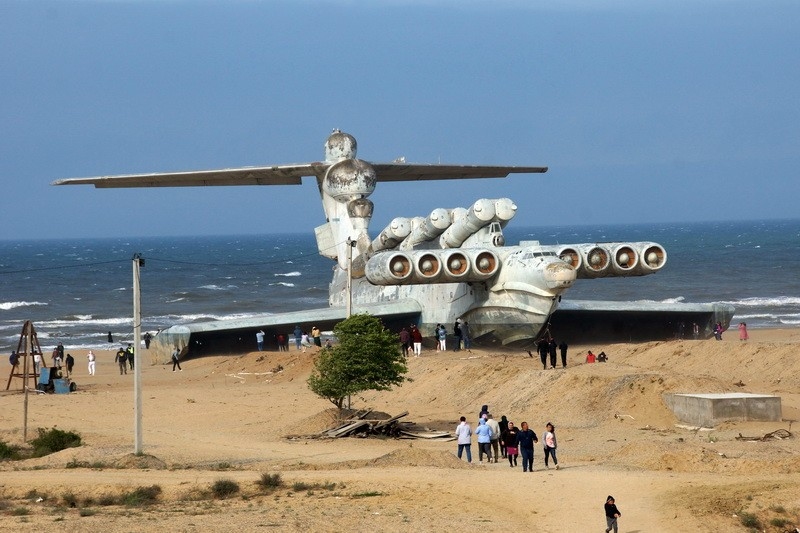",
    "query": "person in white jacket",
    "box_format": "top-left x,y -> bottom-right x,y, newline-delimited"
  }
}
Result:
486,414 -> 501,463
455,416 -> 472,463
86,351 -> 96,376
